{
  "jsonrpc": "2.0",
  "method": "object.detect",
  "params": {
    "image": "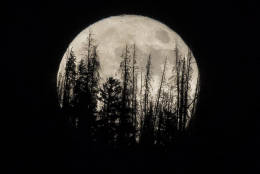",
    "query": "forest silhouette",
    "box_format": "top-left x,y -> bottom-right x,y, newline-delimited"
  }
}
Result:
57,31 -> 200,150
